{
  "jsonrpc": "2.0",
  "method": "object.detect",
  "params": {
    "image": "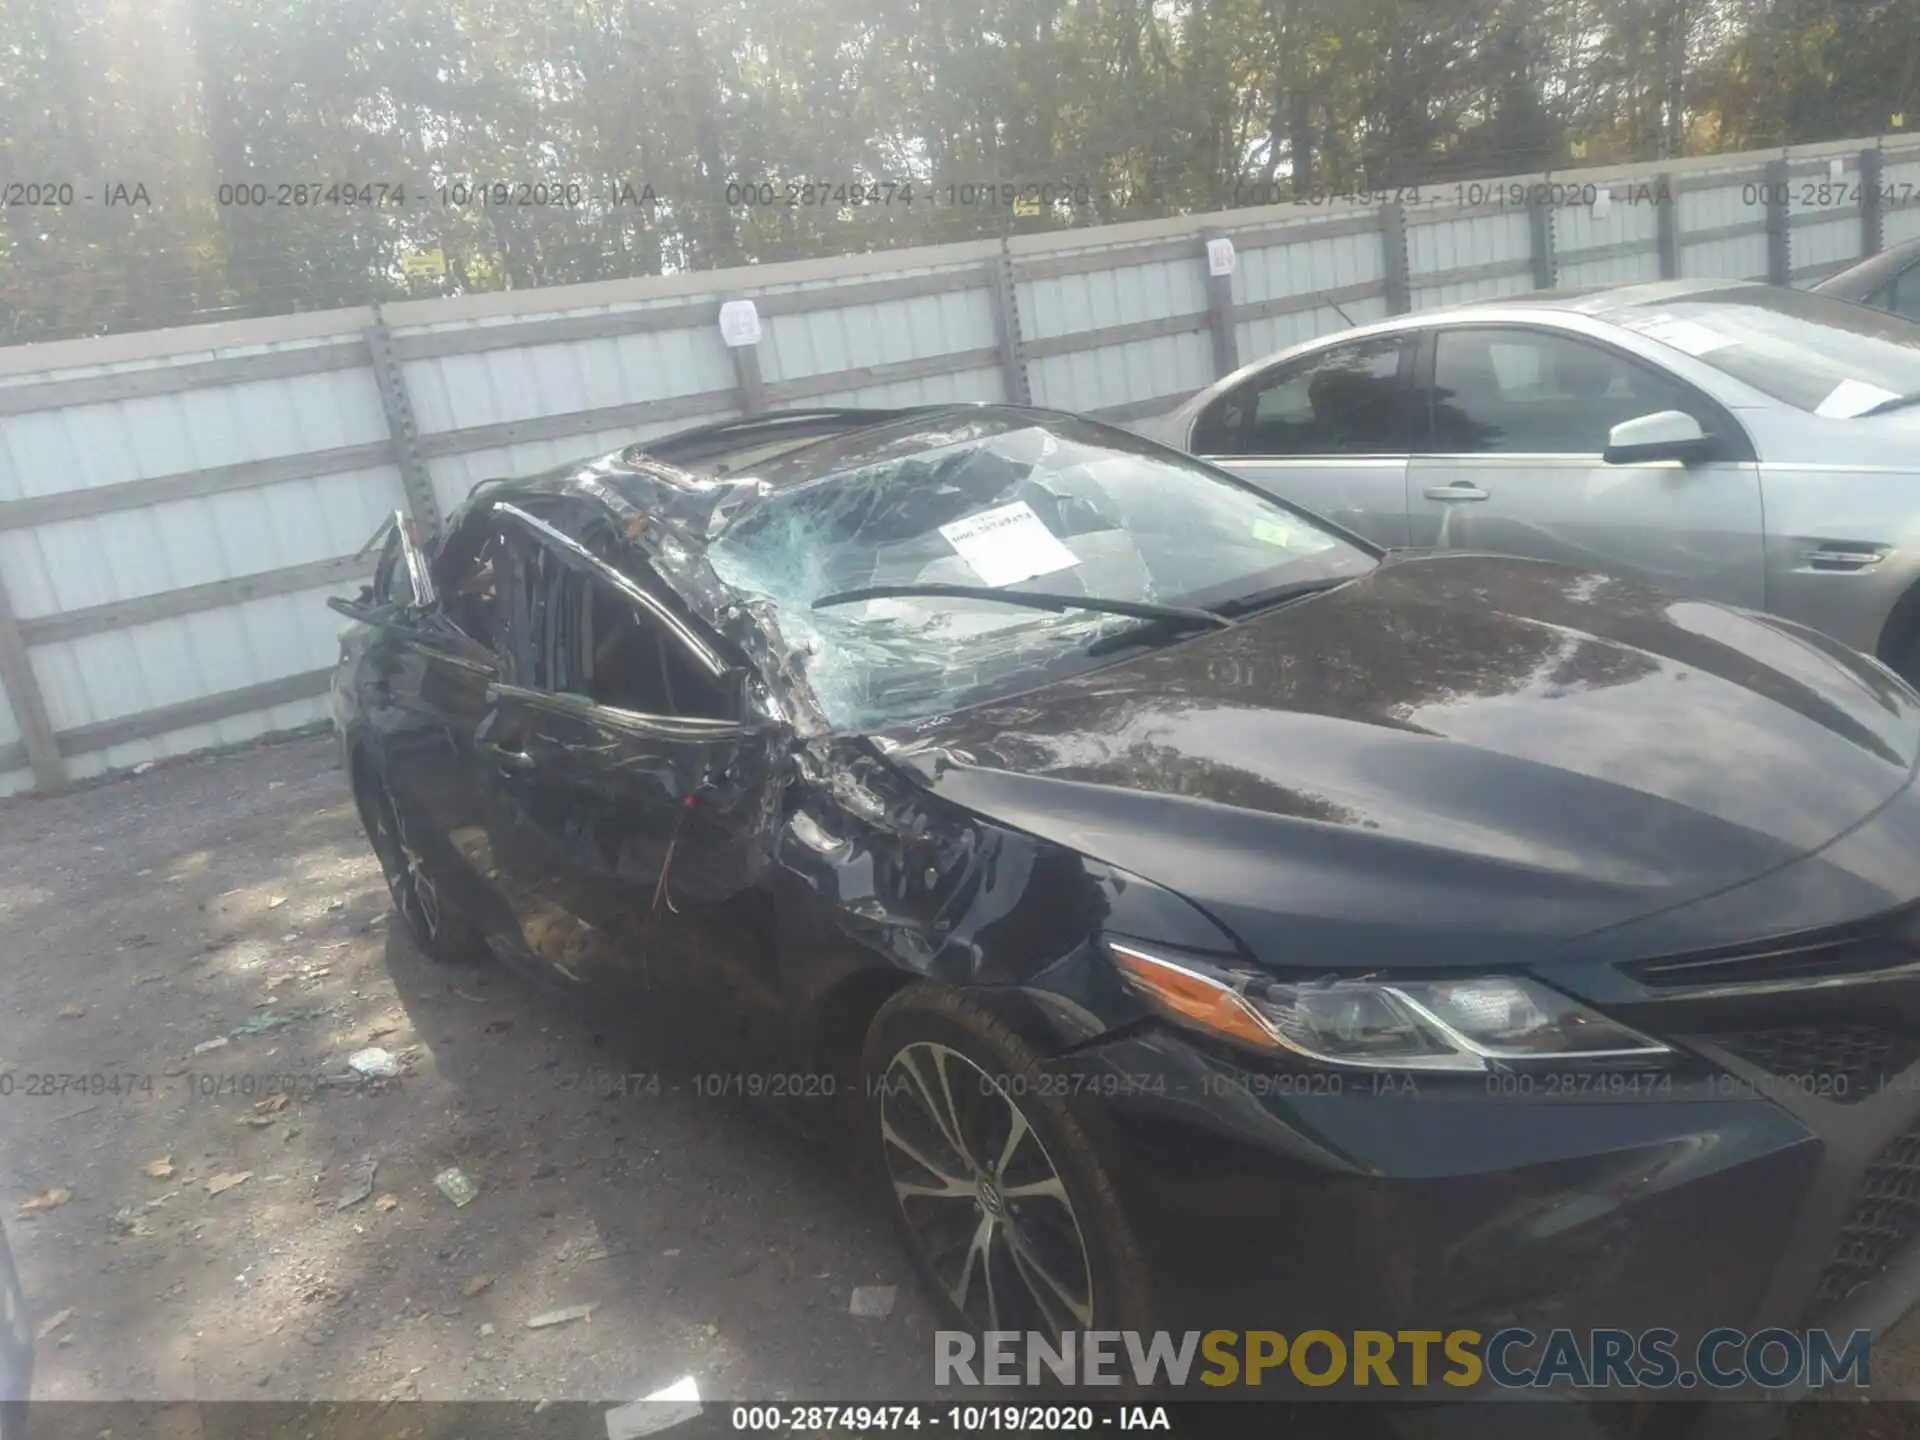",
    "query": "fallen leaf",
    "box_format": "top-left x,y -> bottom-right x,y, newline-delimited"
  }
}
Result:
254,1095 -> 291,1115
373,1193 -> 399,1212
462,1274 -> 494,1298
18,1188 -> 72,1216
206,1172 -> 253,1196
143,1158 -> 174,1180
35,1308 -> 72,1340
57,1003 -> 84,1019
267,896 -> 287,909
